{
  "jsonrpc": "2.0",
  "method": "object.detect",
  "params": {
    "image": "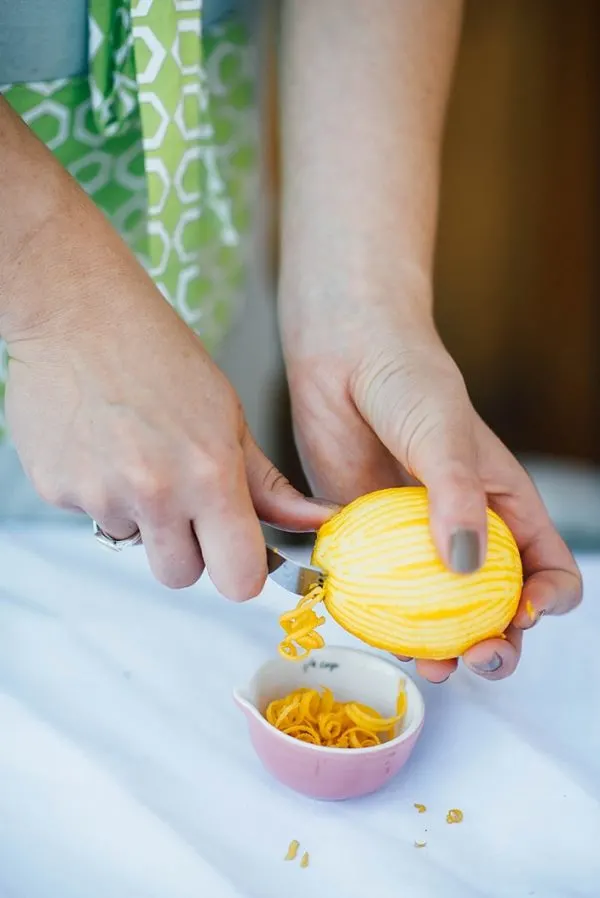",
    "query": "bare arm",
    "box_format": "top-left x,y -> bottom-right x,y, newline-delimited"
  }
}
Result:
0,98 -> 62,252
0,97 -> 141,342
0,97 -> 333,593
0,98 -> 74,335
278,0 -> 463,333
276,1 -> 582,687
